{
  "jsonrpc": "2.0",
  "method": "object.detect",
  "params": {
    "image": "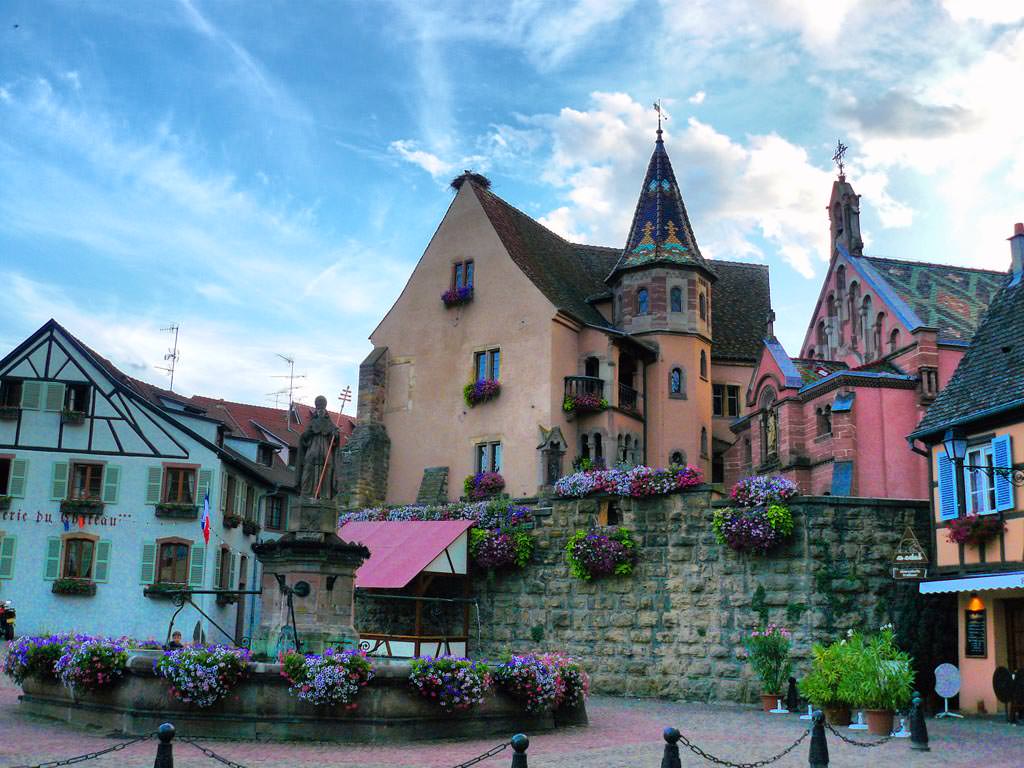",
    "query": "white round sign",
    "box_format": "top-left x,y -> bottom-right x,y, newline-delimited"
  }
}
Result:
935,663 -> 961,699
